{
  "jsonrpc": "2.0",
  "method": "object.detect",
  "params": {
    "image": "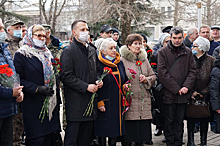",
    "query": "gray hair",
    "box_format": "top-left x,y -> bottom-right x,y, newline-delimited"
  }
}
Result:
99,38 -> 117,53
170,26 -> 184,37
187,27 -> 198,36
194,36 -> 210,52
